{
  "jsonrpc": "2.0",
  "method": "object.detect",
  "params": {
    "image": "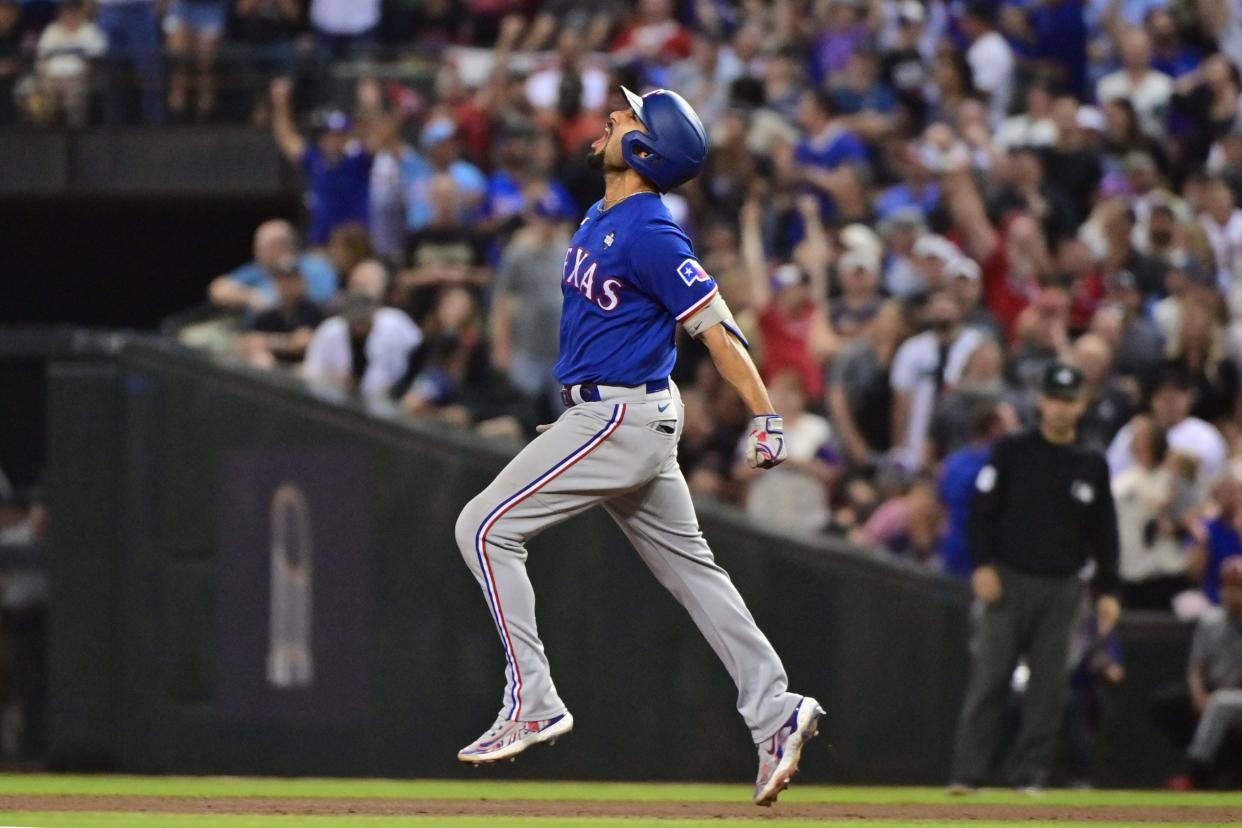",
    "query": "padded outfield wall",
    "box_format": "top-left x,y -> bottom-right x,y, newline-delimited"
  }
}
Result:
43,337 -> 1191,785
